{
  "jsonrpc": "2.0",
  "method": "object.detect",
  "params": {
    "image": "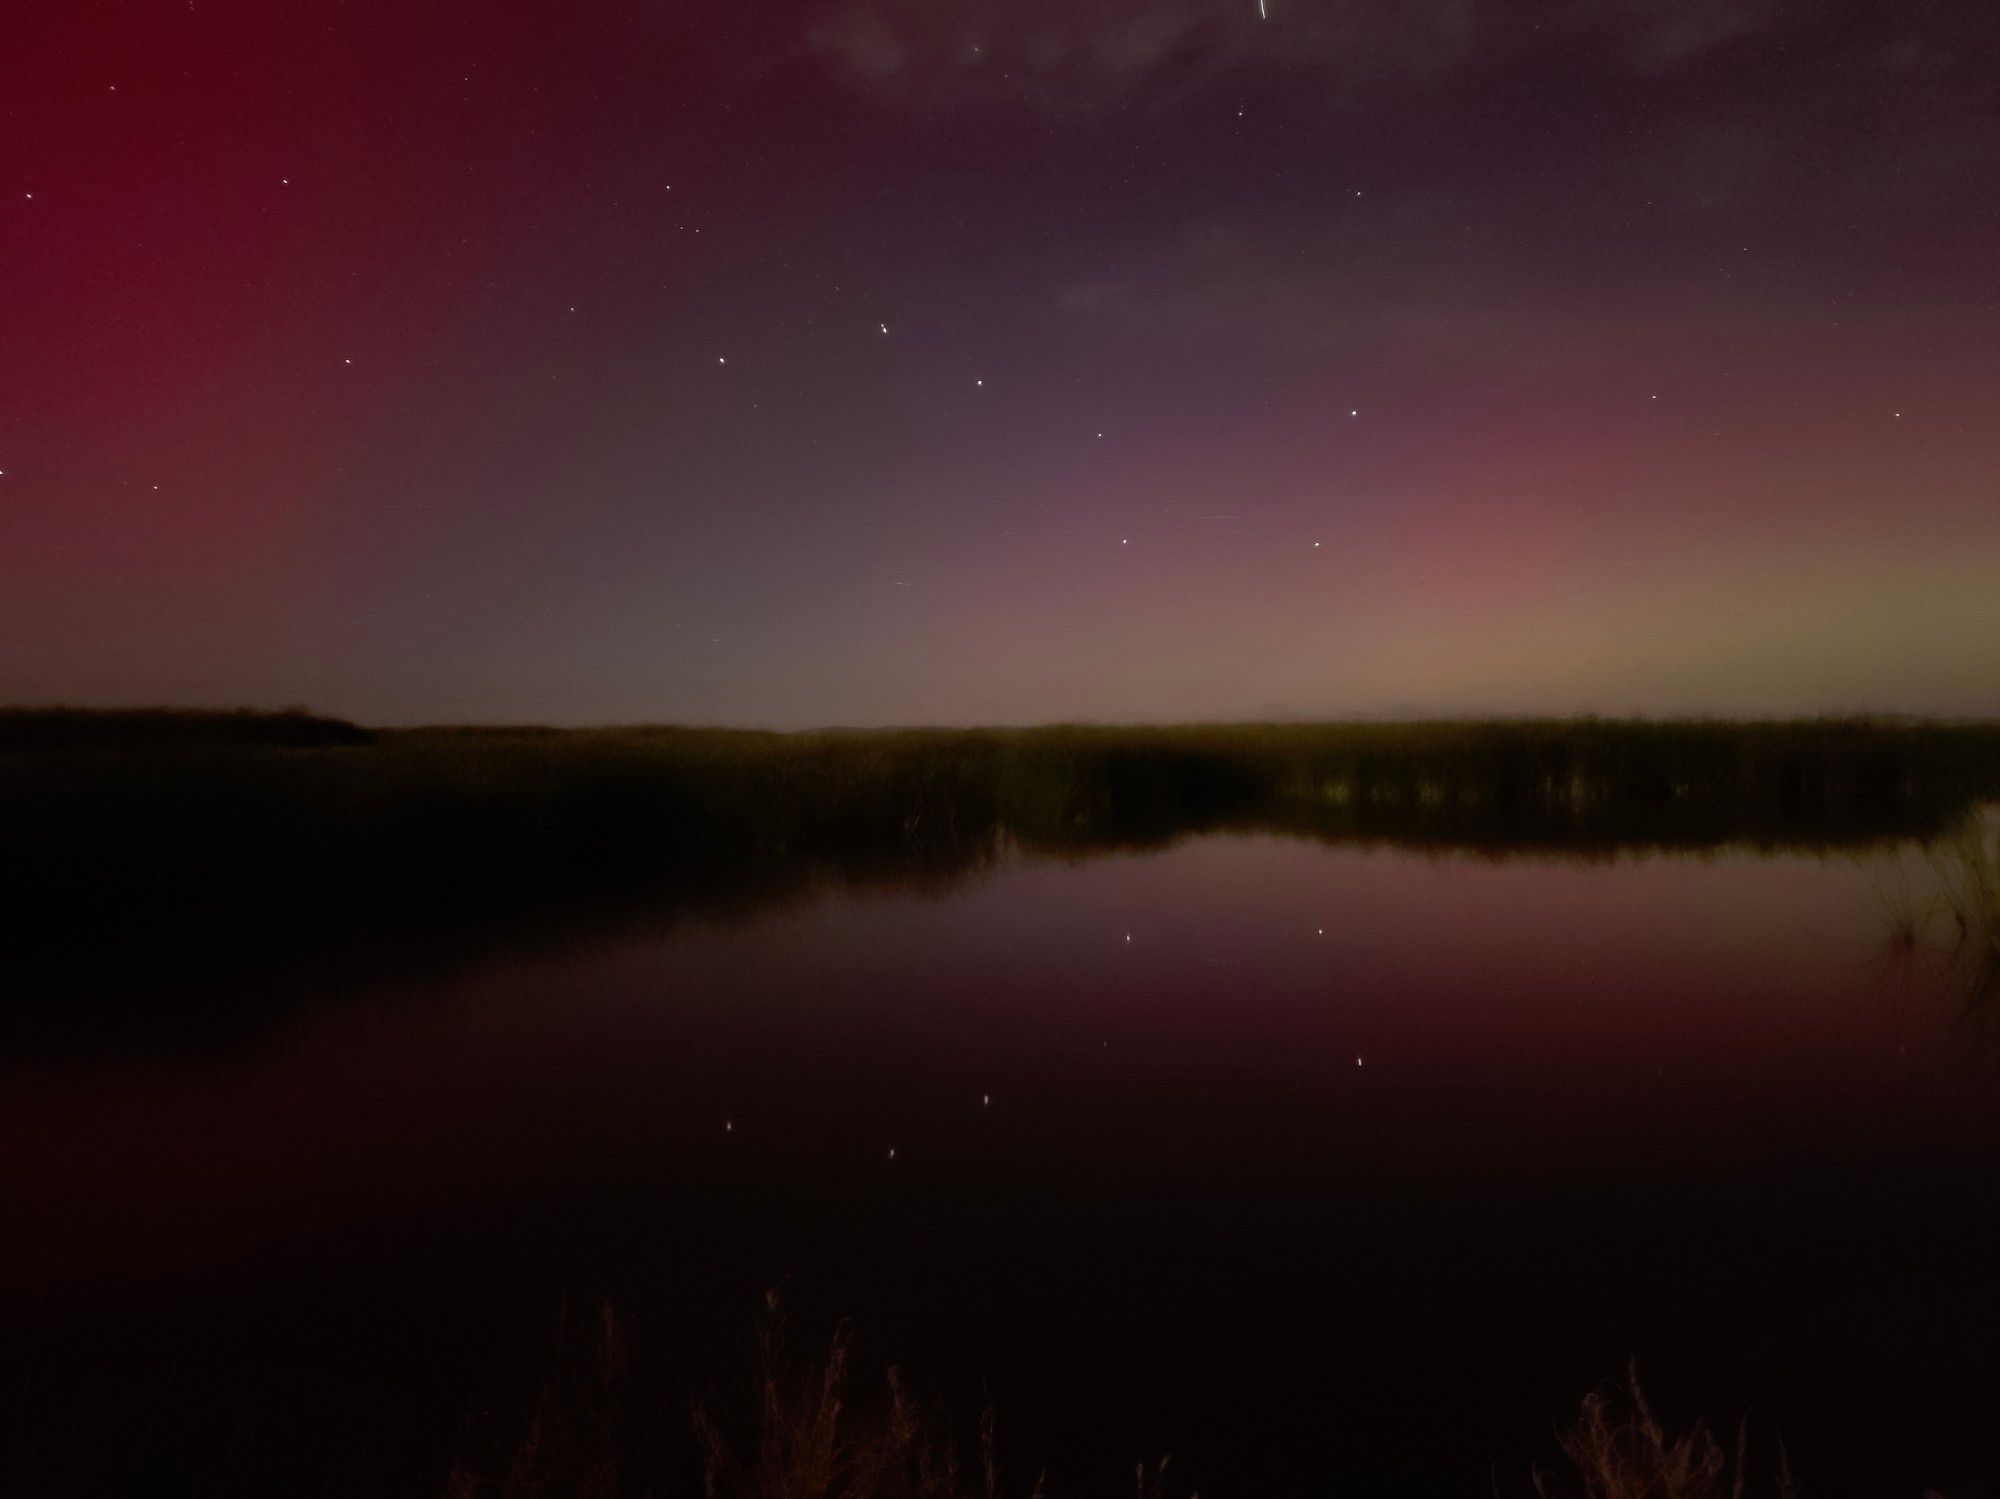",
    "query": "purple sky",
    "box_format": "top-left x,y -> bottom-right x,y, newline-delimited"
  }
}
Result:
5,0 -> 1997,725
